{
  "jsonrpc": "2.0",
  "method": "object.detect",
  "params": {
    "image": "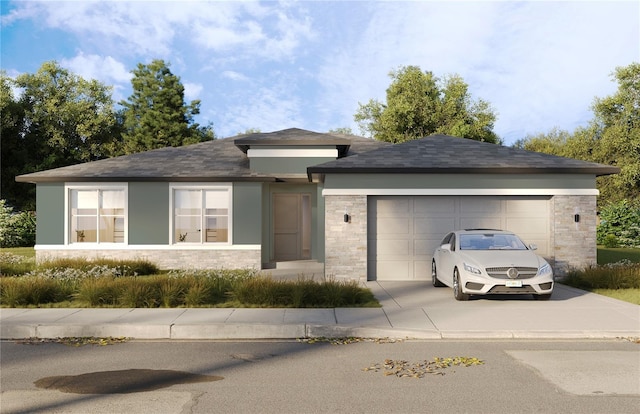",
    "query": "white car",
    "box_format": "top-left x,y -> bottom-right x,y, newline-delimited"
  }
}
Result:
432,229 -> 554,301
